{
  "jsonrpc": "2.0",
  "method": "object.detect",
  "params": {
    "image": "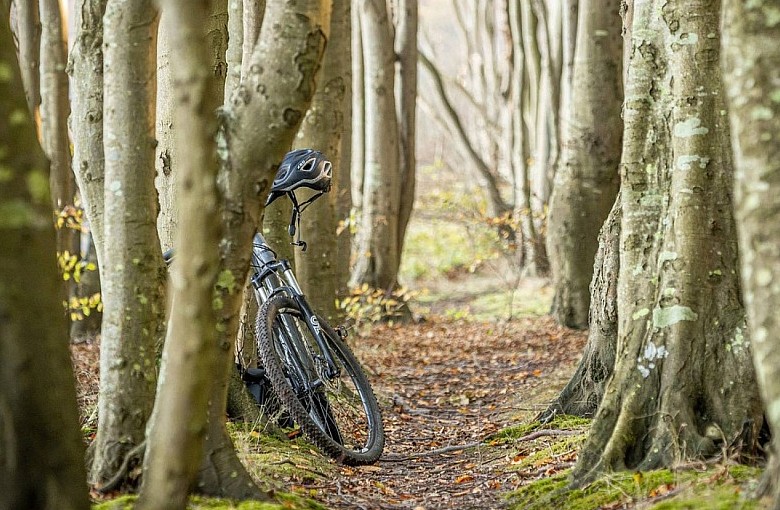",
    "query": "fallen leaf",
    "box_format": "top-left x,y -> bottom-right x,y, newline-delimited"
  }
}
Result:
455,474 -> 474,484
